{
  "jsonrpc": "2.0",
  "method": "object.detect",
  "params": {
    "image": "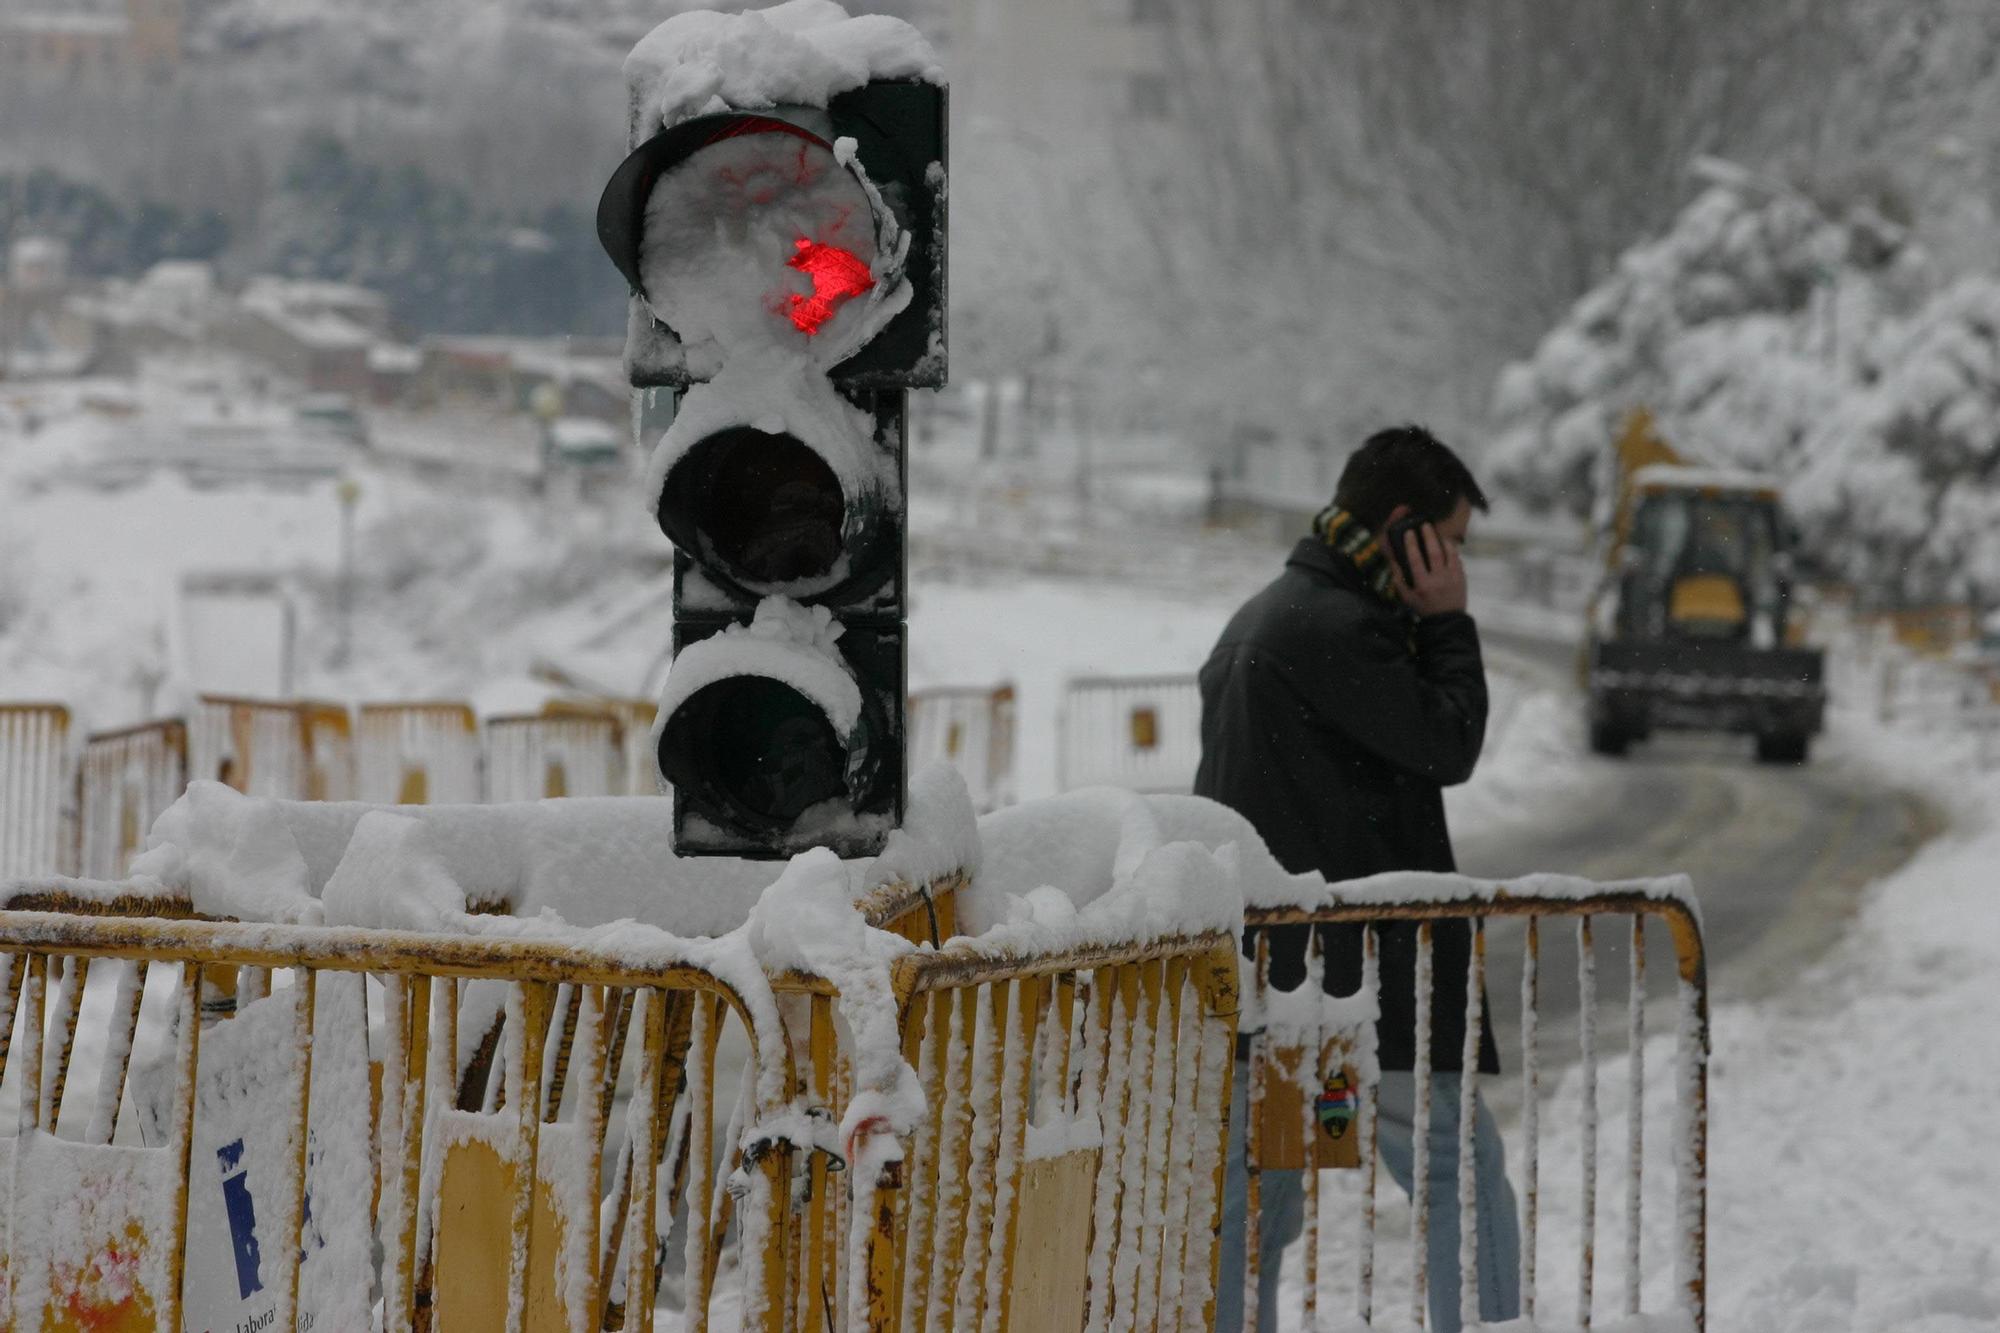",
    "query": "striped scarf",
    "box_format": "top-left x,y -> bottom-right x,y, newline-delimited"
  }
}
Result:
1311,504 -> 1396,603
